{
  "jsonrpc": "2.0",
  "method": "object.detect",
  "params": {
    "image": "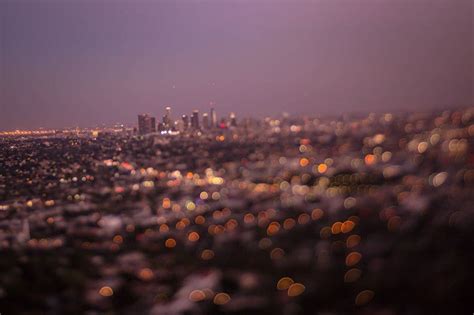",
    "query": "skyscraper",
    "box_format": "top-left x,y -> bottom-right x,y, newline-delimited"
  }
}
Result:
157,122 -> 164,132
210,108 -> 217,128
202,113 -> 209,129
162,115 -> 168,128
229,112 -> 237,127
138,114 -> 156,135
191,110 -> 200,129
182,115 -> 189,130
150,116 -> 156,132
138,114 -> 147,134
163,106 -> 172,129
